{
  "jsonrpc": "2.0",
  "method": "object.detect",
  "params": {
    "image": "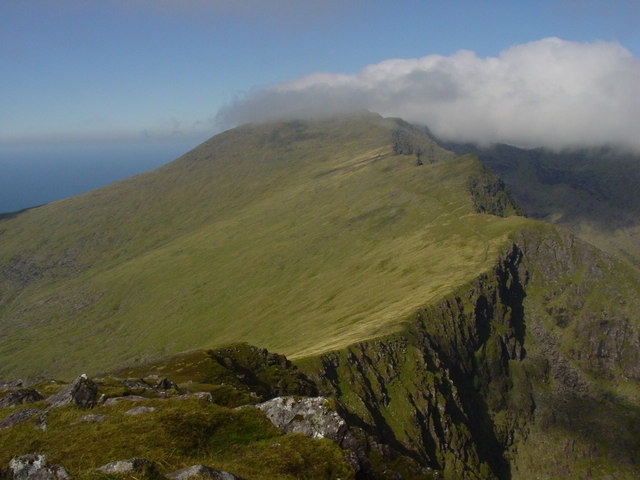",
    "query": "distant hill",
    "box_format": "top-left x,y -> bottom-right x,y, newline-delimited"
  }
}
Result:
1,113 -> 640,479
445,142 -> 640,268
